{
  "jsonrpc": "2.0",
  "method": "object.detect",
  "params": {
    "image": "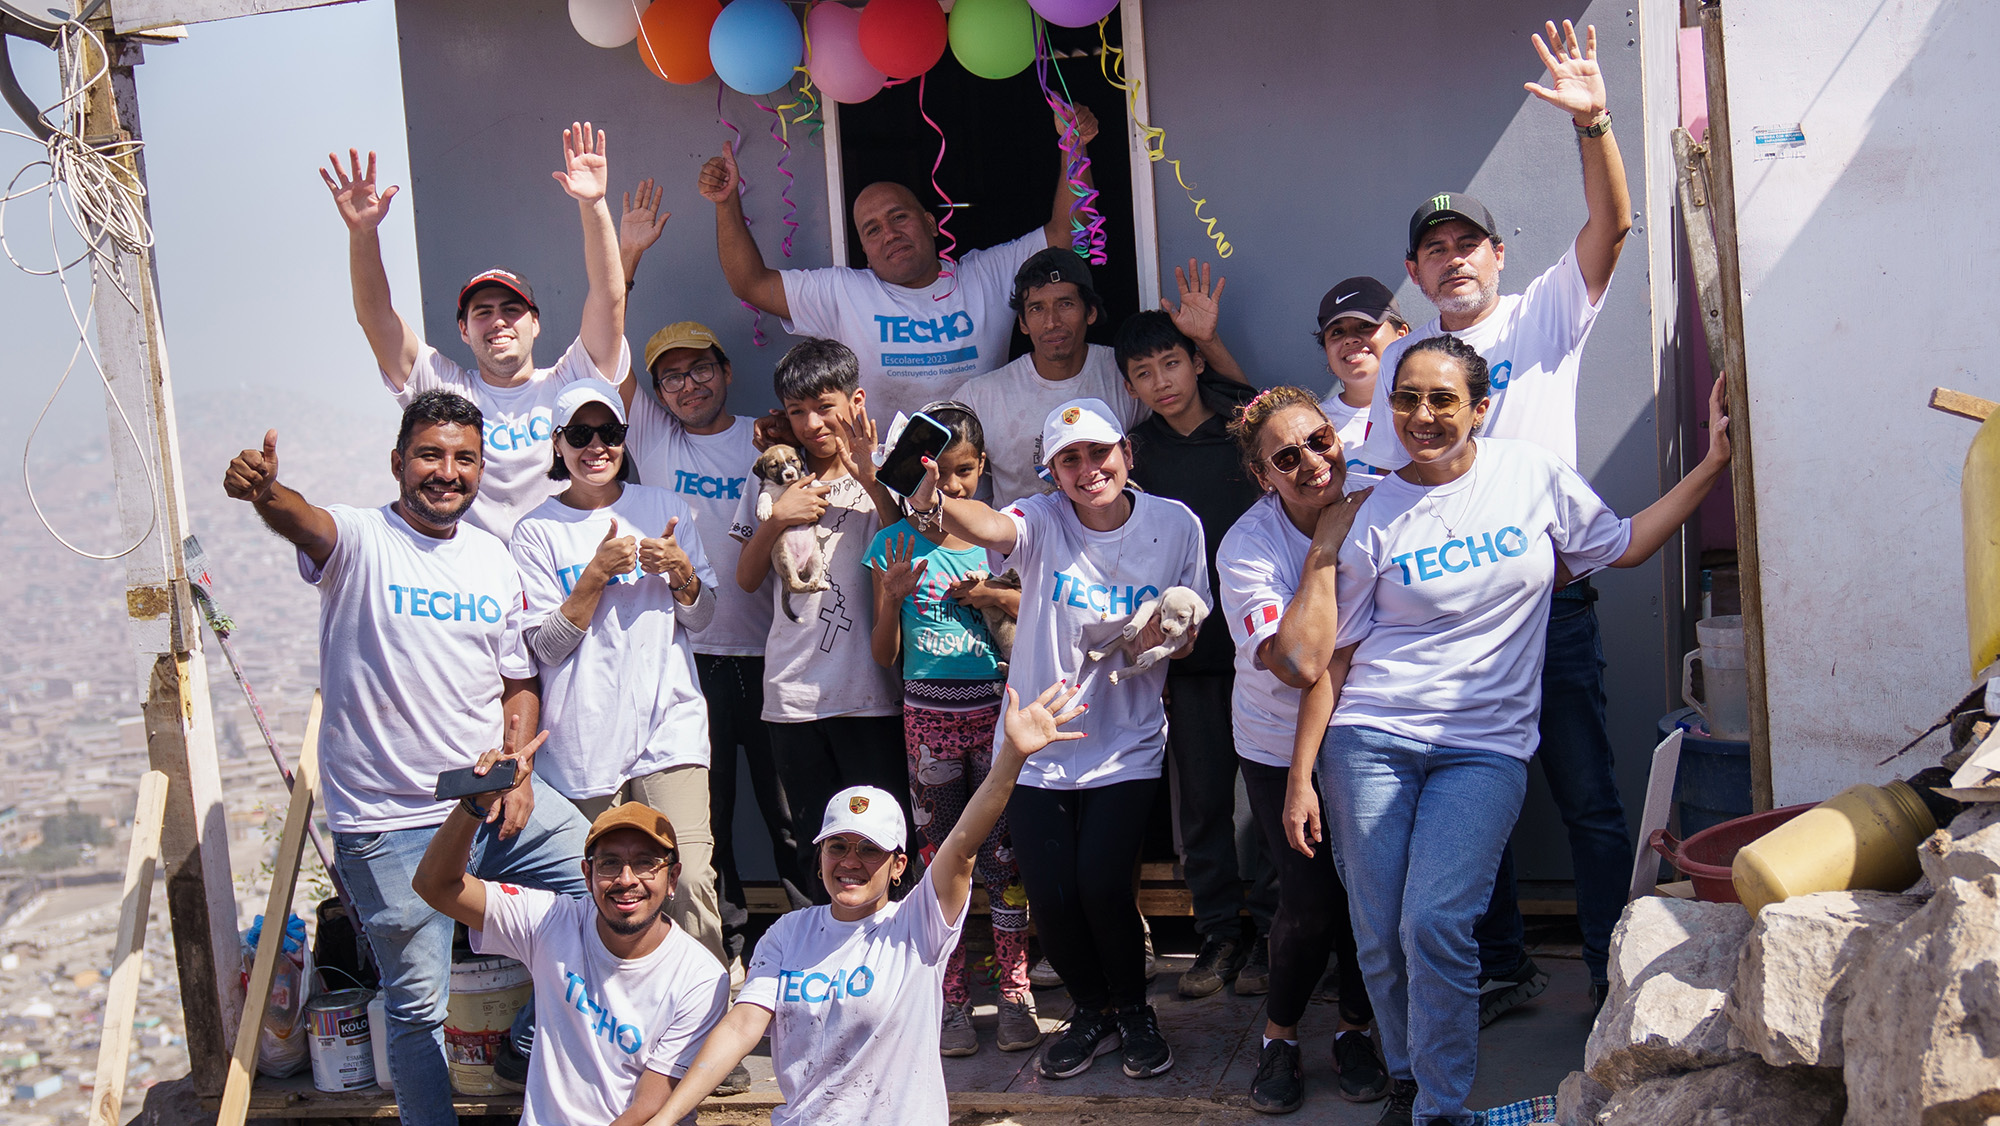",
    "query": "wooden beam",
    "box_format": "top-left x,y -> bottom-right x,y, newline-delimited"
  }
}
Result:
88,771 -> 170,1126
1931,387 -> 1997,423
218,694 -> 321,1126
